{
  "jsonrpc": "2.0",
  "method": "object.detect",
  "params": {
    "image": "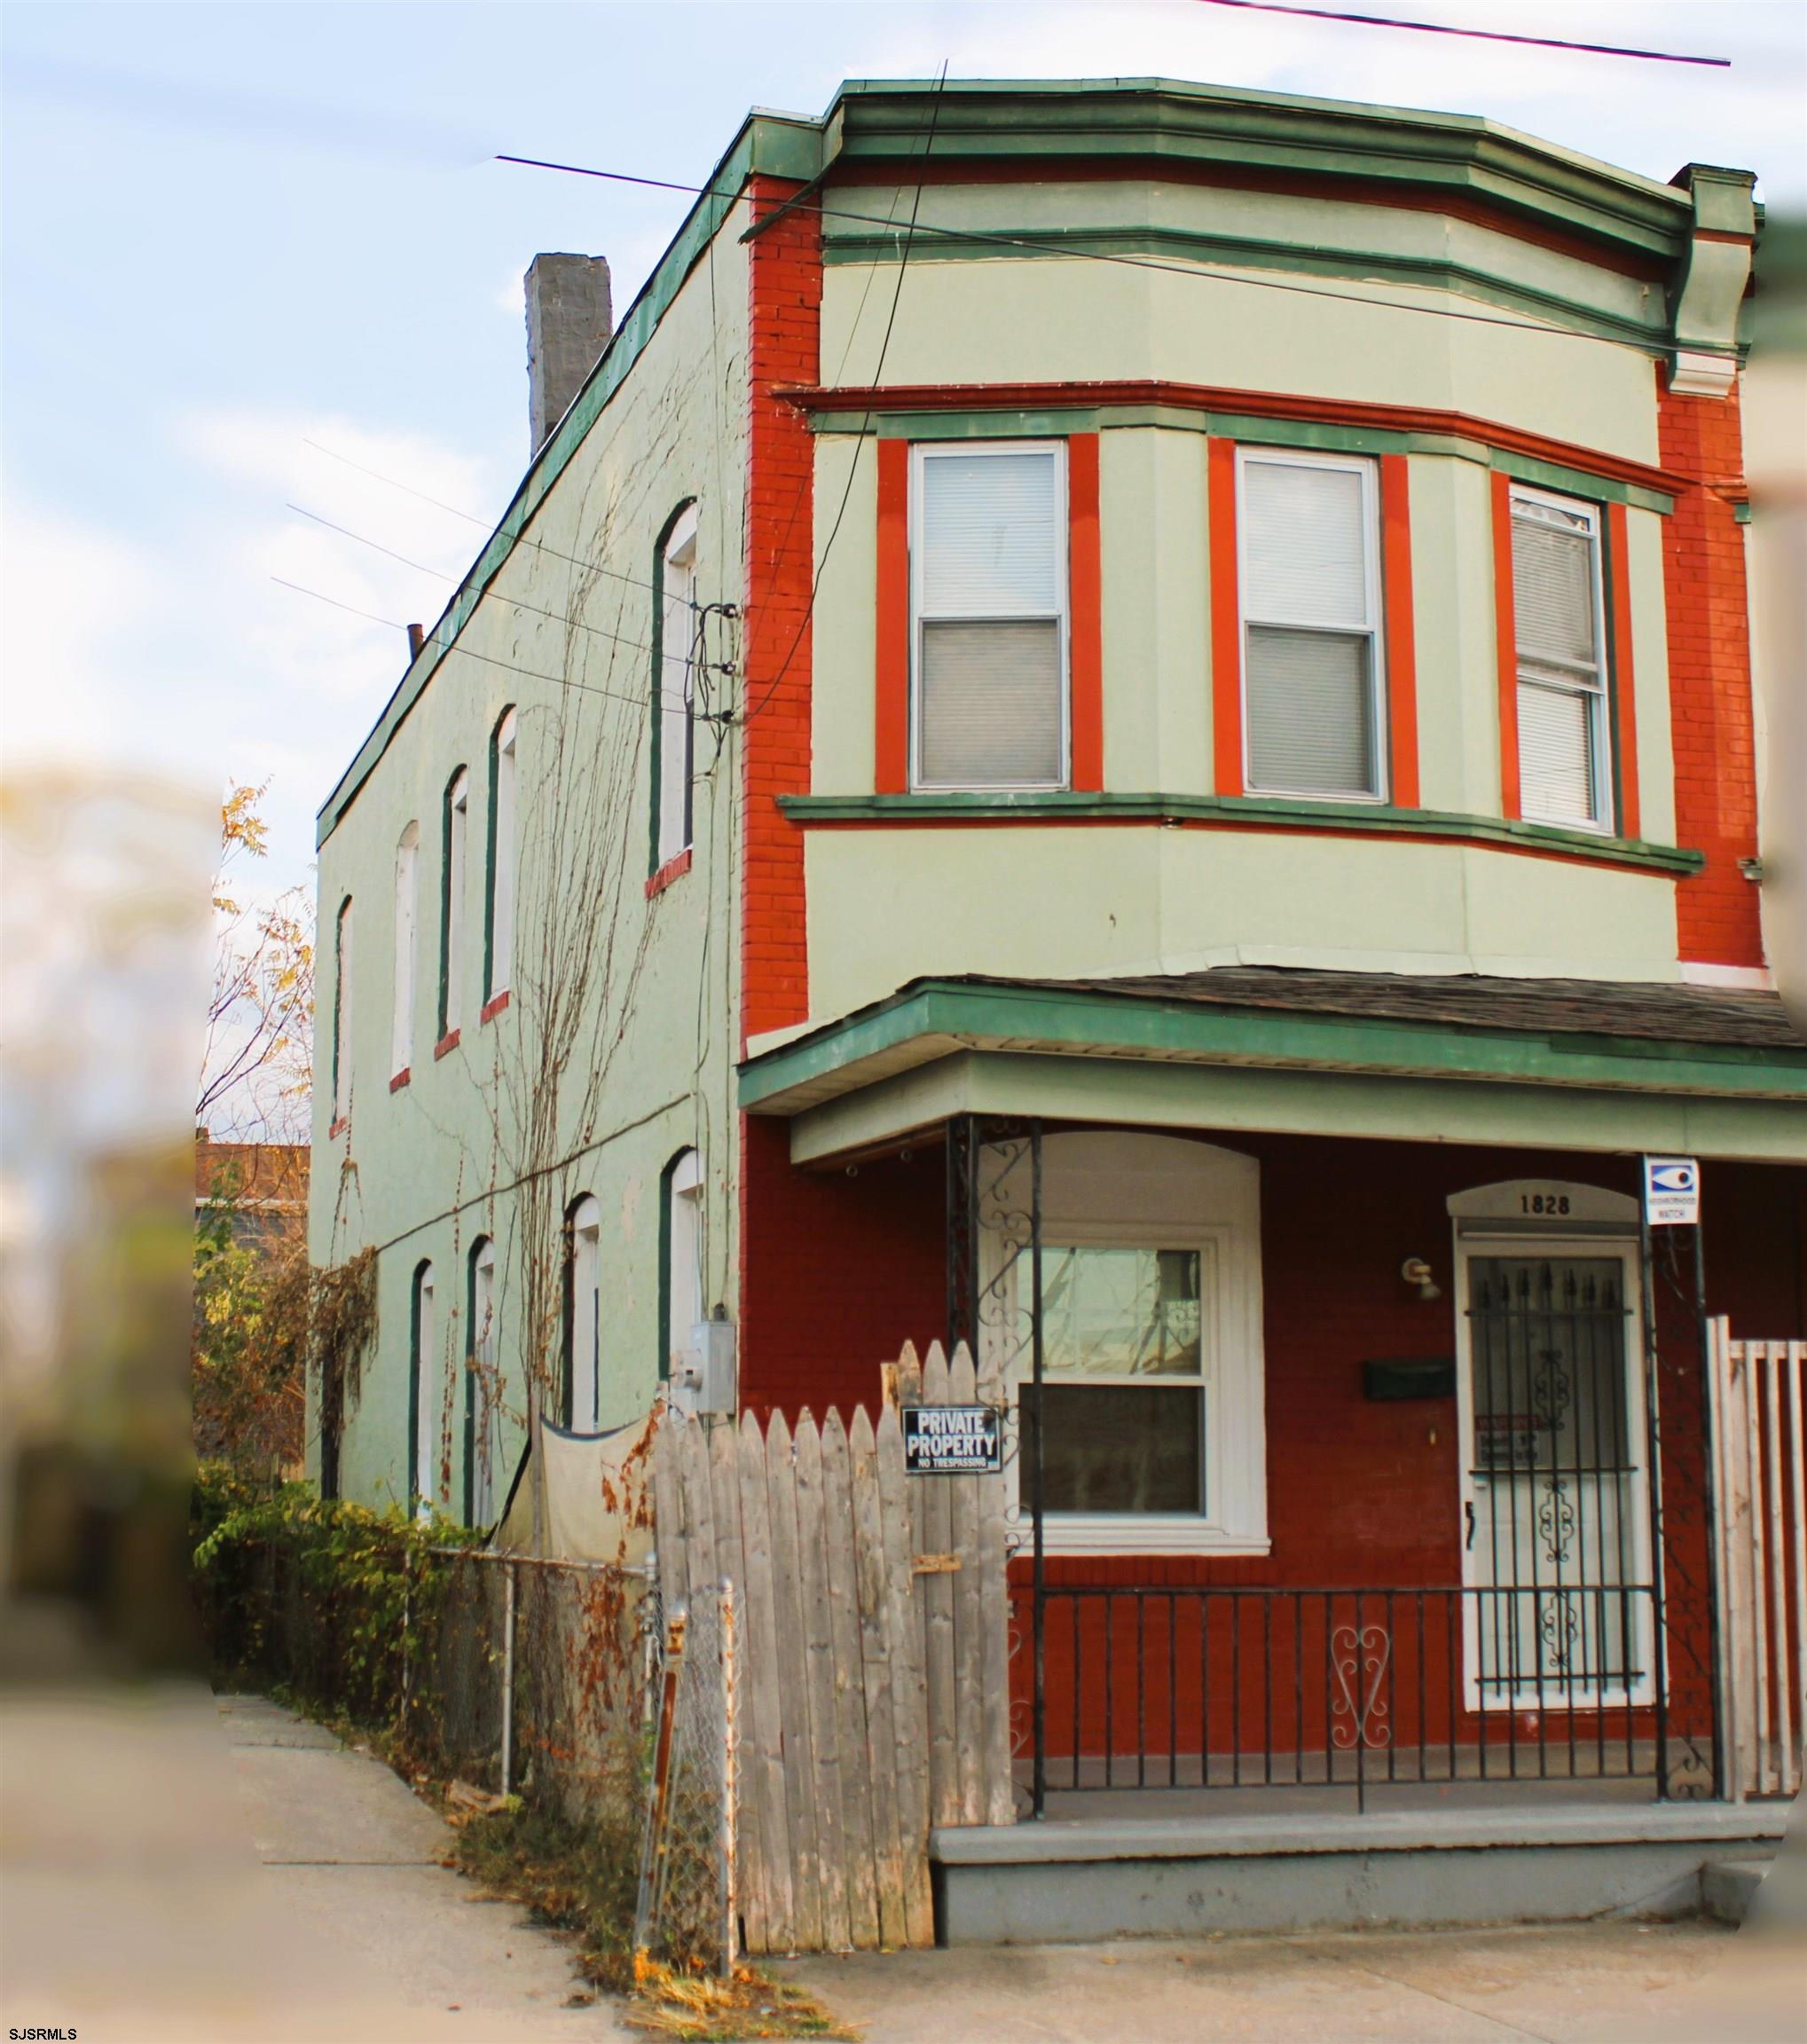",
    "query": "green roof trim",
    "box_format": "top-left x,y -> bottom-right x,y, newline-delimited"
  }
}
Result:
738,979 -> 1807,1117
776,792 -> 1704,876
